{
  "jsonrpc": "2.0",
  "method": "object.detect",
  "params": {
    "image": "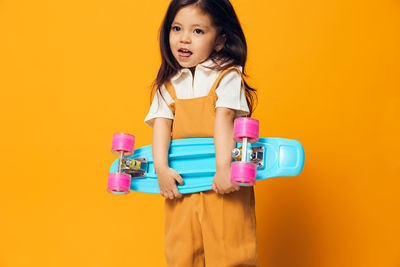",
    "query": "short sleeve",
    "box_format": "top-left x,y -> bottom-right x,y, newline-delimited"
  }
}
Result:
215,68 -> 250,117
144,85 -> 174,128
